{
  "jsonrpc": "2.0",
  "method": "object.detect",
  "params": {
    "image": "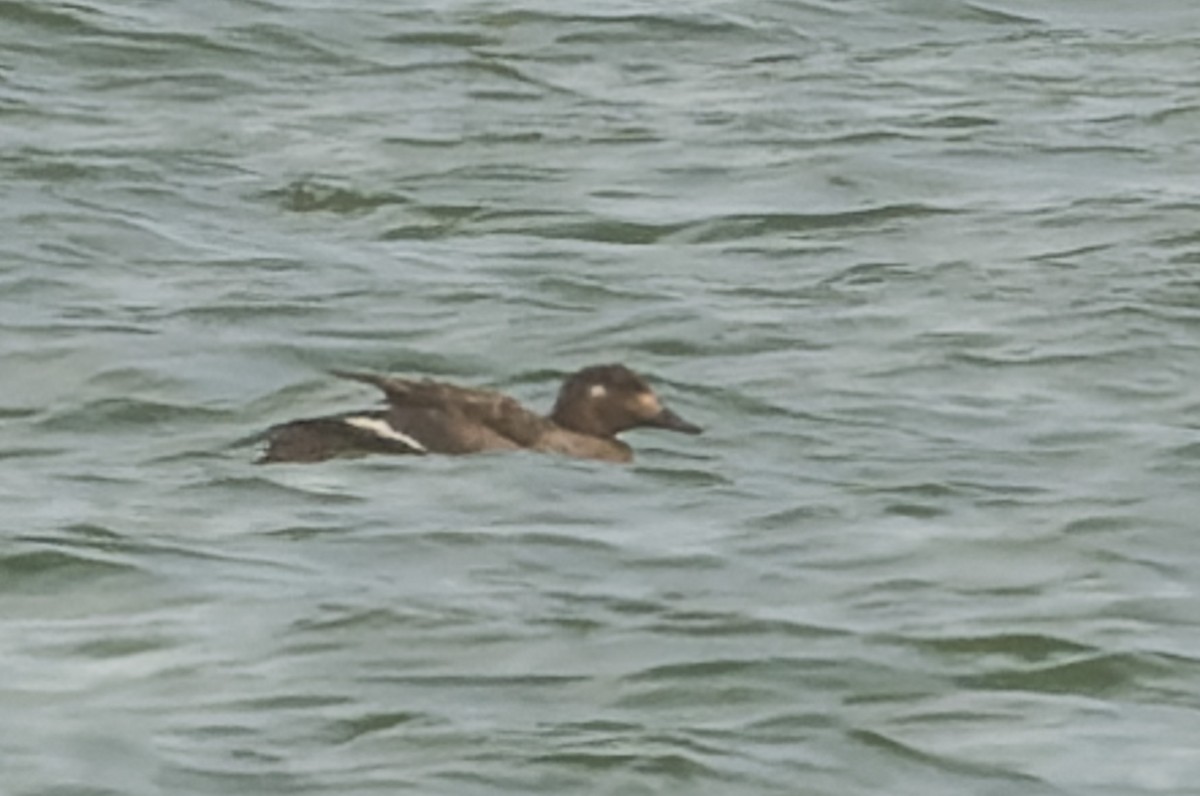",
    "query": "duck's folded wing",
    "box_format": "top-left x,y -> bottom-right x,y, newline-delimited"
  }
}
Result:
331,371 -> 550,447
258,412 -> 427,464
